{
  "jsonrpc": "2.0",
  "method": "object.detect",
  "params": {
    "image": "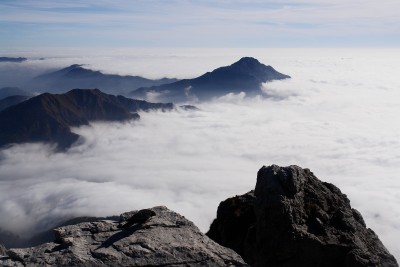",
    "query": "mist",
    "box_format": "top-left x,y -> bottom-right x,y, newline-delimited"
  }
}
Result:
0,48 -> 399,259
